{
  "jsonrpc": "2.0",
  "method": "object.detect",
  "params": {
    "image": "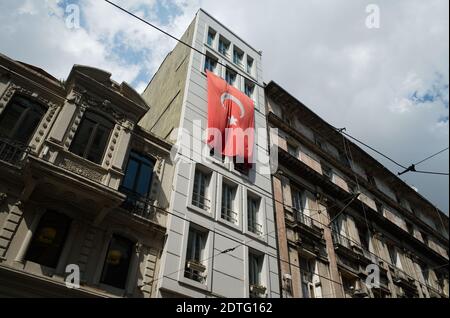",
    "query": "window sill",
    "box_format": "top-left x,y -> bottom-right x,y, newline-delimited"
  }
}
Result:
217,217 -> 242,232
245,229 -> 267,244
187,204 -> 215,220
